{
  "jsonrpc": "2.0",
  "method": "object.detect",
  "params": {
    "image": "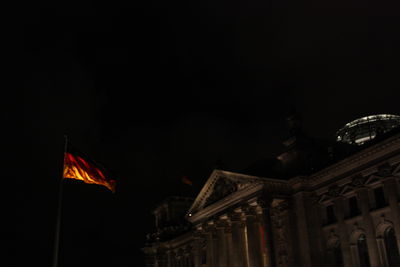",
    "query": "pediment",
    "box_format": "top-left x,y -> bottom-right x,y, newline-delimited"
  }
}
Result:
340,185 -> 355,196
318,194 -> 332,204
187,169 -> 264,216
365,175 -> 381,185
392,162 -> 400,176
